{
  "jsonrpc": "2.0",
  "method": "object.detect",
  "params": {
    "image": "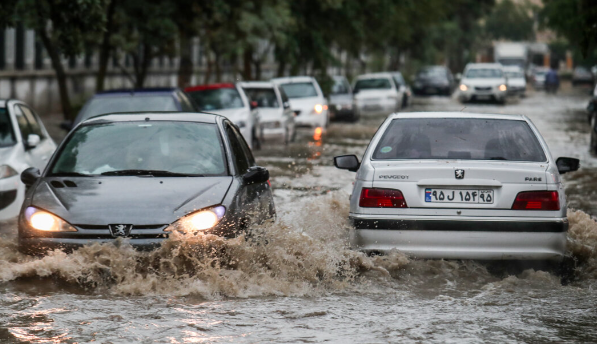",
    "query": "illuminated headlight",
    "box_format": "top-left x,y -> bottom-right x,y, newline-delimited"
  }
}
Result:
498,84 -> 507,92
0,165 -> 17,179
237,121 -> 247,128
24,207 -> 77,232
313,104 -> 323,114
164,206 -> 226,233
459,84 -> 468,92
